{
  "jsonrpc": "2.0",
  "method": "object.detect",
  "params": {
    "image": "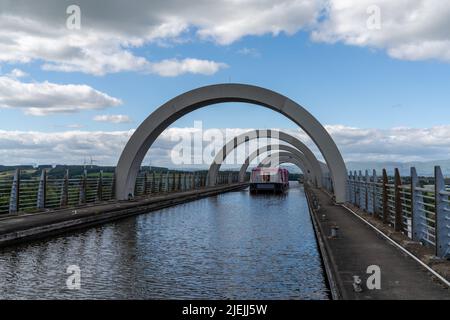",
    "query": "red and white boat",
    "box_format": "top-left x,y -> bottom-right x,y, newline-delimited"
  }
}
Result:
249,167 -> 289,193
